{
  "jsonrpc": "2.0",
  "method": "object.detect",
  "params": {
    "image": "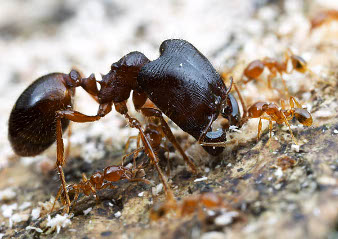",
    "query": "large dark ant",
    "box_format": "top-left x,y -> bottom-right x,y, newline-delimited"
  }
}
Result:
8,39 -> 241,213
